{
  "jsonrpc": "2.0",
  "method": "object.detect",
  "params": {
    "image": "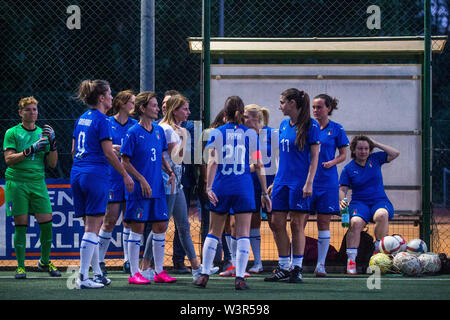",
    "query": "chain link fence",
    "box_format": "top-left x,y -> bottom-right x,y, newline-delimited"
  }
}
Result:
0,1 -> 448,270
